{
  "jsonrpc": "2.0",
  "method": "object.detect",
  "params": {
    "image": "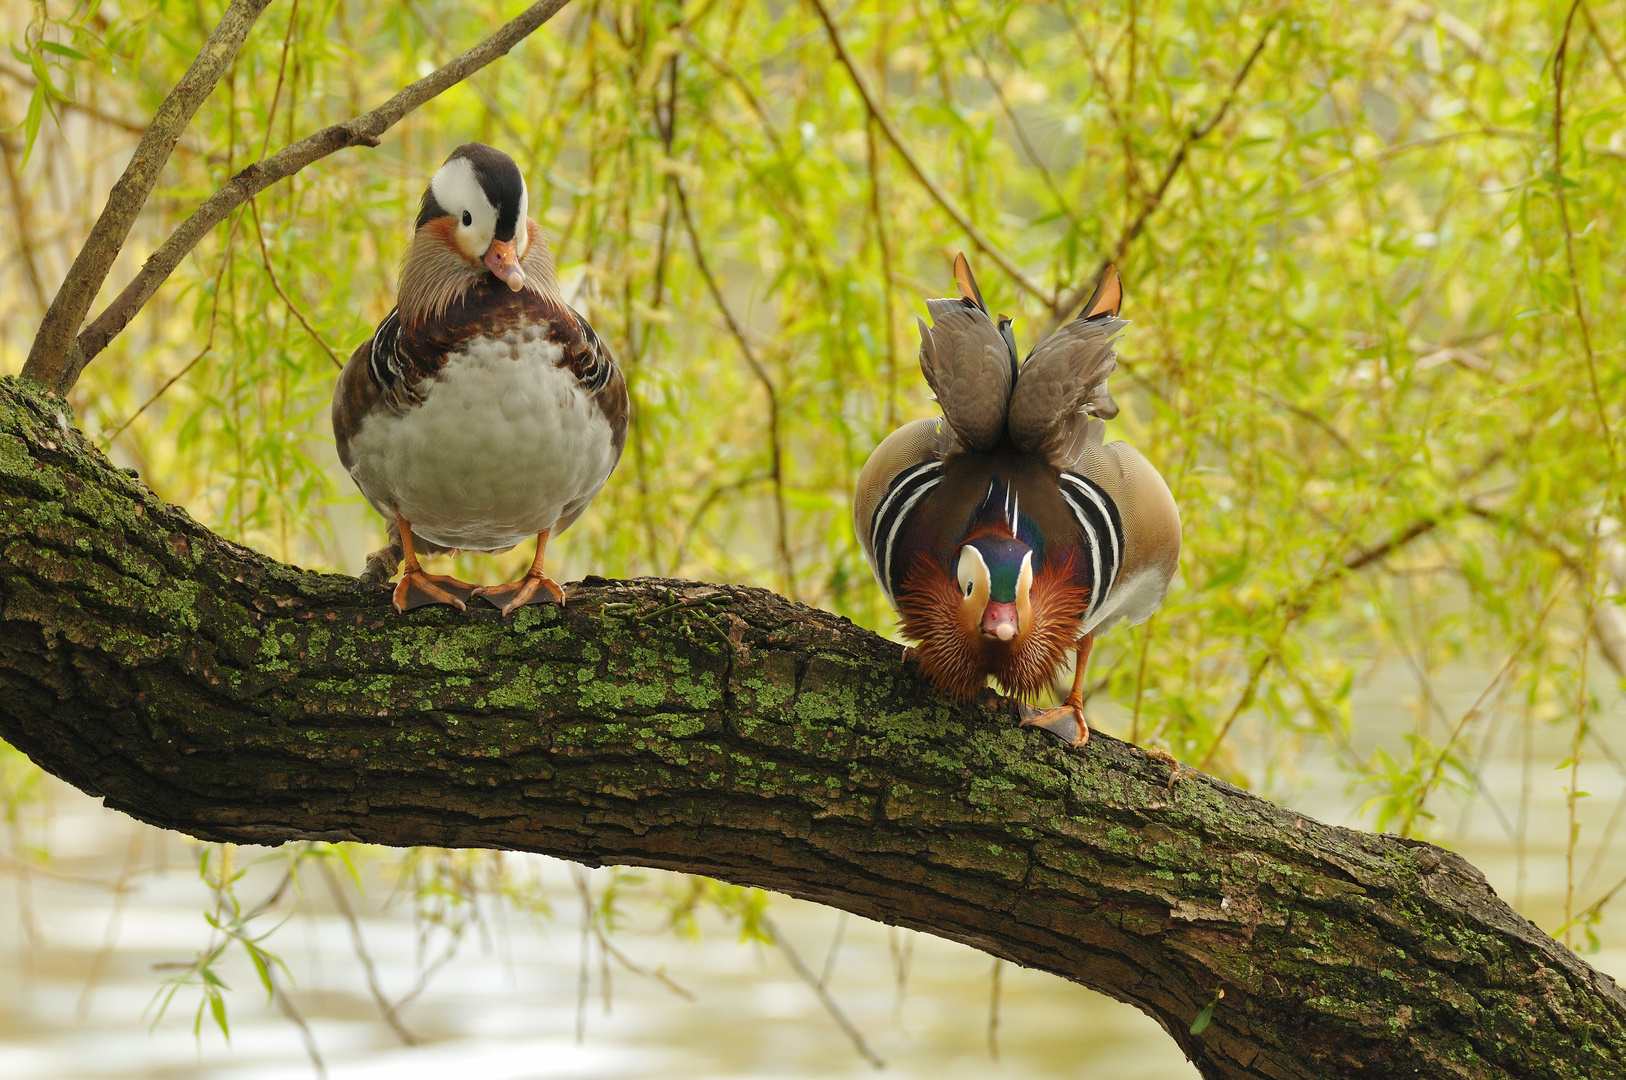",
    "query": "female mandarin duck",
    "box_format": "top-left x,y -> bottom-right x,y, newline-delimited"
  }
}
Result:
332,143 -> 627,615
854,255 -> 1179,747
